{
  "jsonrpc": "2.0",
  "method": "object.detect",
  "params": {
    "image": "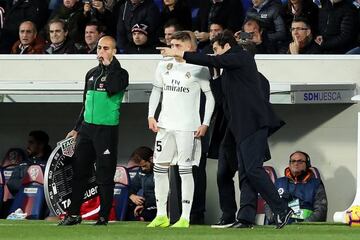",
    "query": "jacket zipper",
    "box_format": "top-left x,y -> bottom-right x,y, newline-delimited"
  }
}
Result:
91,67 -> 104,122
